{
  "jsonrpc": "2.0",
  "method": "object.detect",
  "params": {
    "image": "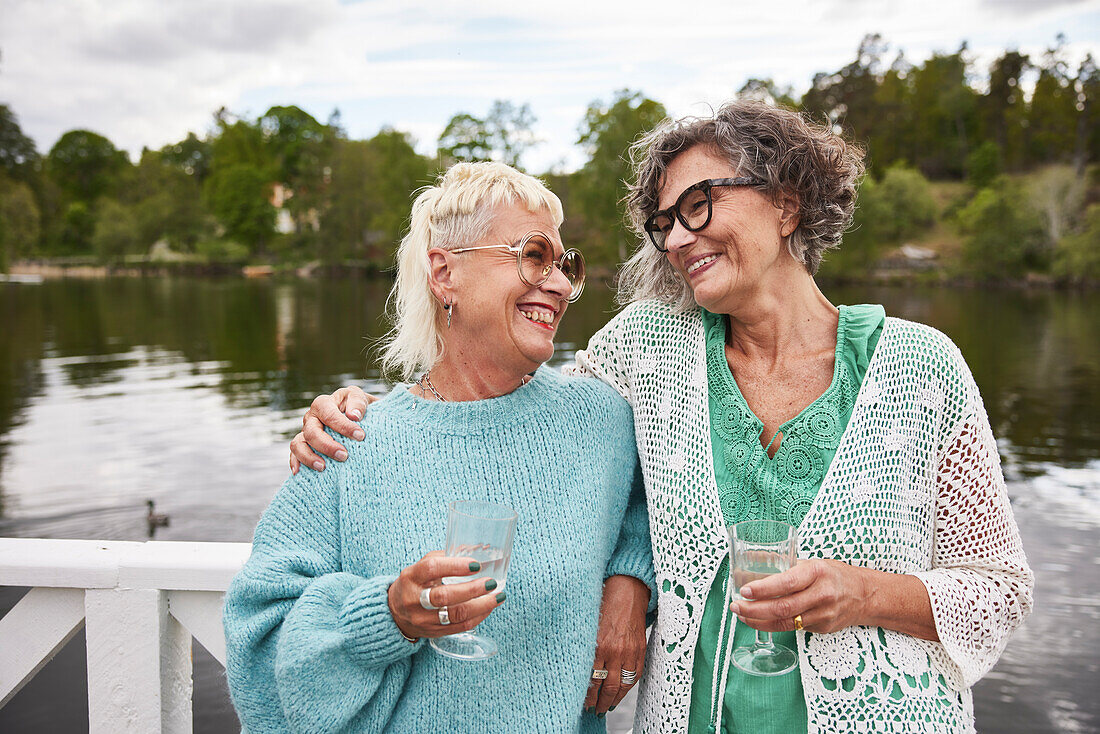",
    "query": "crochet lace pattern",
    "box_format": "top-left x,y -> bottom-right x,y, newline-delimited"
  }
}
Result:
568,300 -> 1033,734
